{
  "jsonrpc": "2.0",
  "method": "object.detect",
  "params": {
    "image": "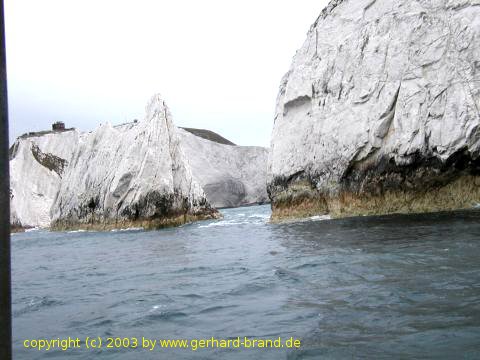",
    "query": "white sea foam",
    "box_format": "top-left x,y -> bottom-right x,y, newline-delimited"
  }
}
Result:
198,217 -> 269,228
275,214 -> 332,225
249,213 -> 270,219
310,215 -> 331,221
198,221 -> 244,228
110,227 -> 144,232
